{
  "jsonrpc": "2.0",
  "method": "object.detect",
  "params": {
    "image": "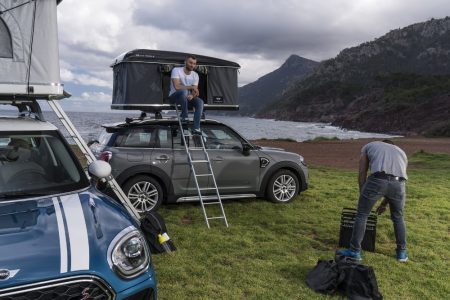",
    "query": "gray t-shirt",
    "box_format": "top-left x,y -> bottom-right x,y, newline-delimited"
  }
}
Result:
362,141 -> 408,179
